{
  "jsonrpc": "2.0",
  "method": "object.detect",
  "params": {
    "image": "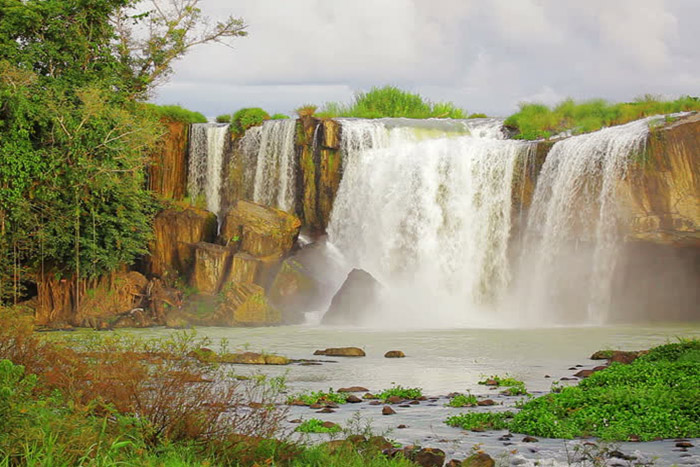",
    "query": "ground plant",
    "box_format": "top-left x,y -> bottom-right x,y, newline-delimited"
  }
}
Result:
295,419 -> 342,434
447,393 -> 479,407
287,389 -> 348,405
377,385 -> 423,401
504,95 -> 700,140
446,340 -> 700,441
